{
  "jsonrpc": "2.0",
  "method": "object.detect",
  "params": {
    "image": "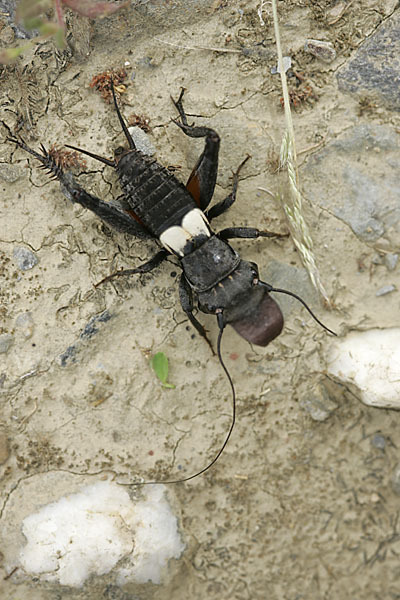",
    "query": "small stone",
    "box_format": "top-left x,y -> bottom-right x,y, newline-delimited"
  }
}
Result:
326,1 -> 347,25
376,284 -> 396,296
13,247 -> 38,271
371,433 -> 385,449
214,95 -> 228,108
384,253 -> 398,271
0,334 -> 13,354
299,382 -> 338,422
371,254 -> 383,265
80,311 -> 111,340
0,163 -> 23,183
392,464 -> 400,495
15,312 -> 35,340
304,39 -> 336,63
